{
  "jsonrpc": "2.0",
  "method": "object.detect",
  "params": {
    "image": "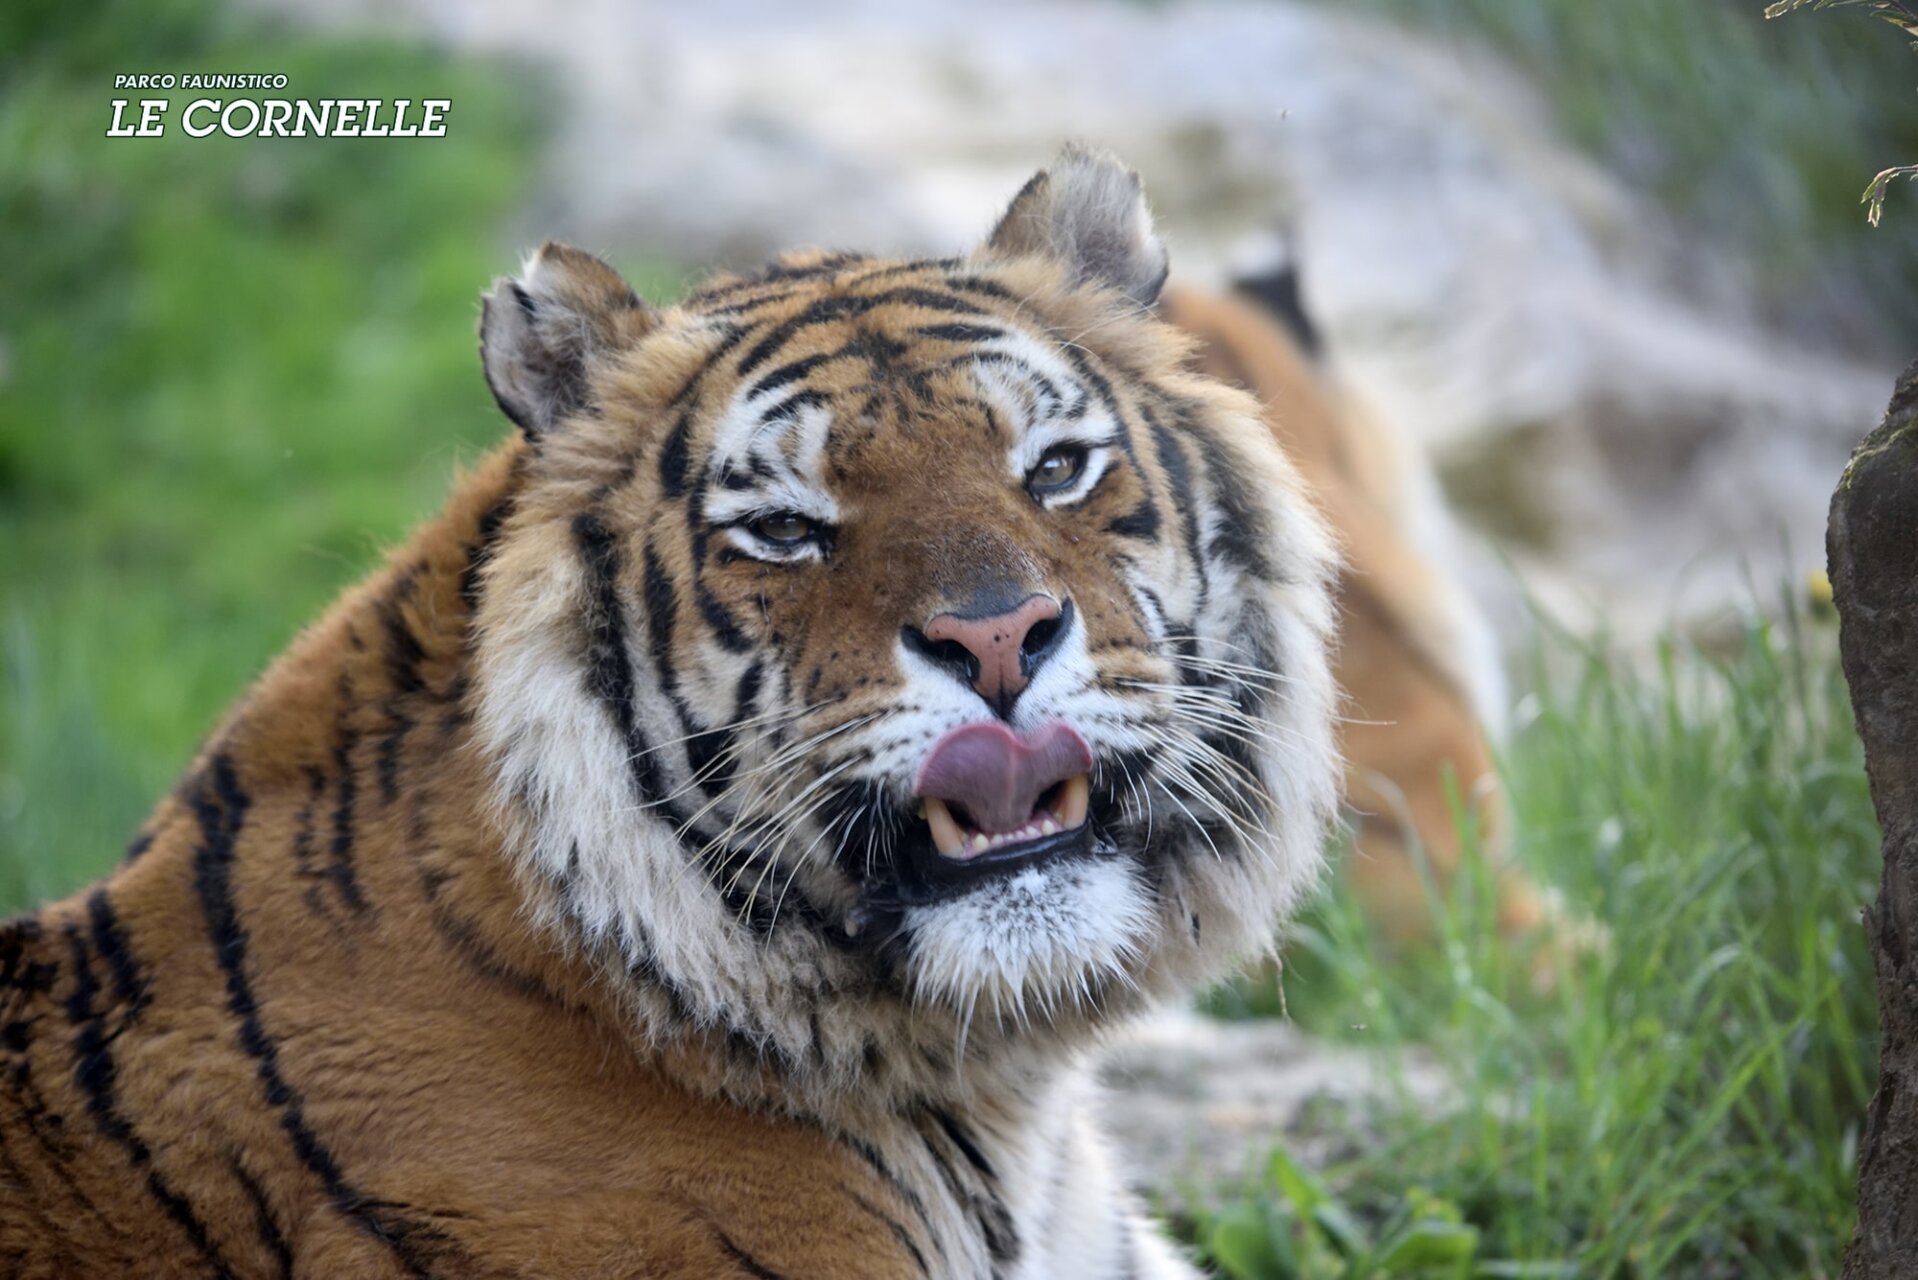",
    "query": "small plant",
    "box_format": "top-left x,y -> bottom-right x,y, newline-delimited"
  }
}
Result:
1766,0 -> 1918,223
1199,1149 -> 1559,1279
